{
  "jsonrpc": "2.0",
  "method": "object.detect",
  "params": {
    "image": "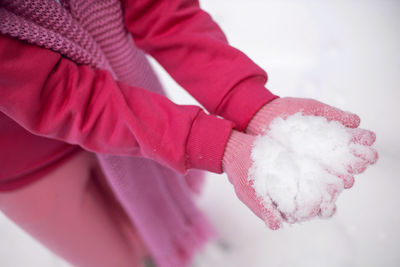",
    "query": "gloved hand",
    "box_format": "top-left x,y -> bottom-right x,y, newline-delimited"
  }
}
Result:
246,97 -> 378,189
222,97 -> 378,229
222,130 -> 283,230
